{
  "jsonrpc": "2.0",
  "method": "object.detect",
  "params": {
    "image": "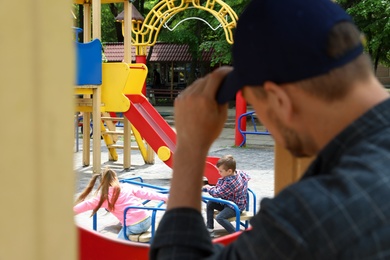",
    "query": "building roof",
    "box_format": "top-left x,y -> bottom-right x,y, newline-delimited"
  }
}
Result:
103,42 -> 214,63
115,7 -> 144,22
